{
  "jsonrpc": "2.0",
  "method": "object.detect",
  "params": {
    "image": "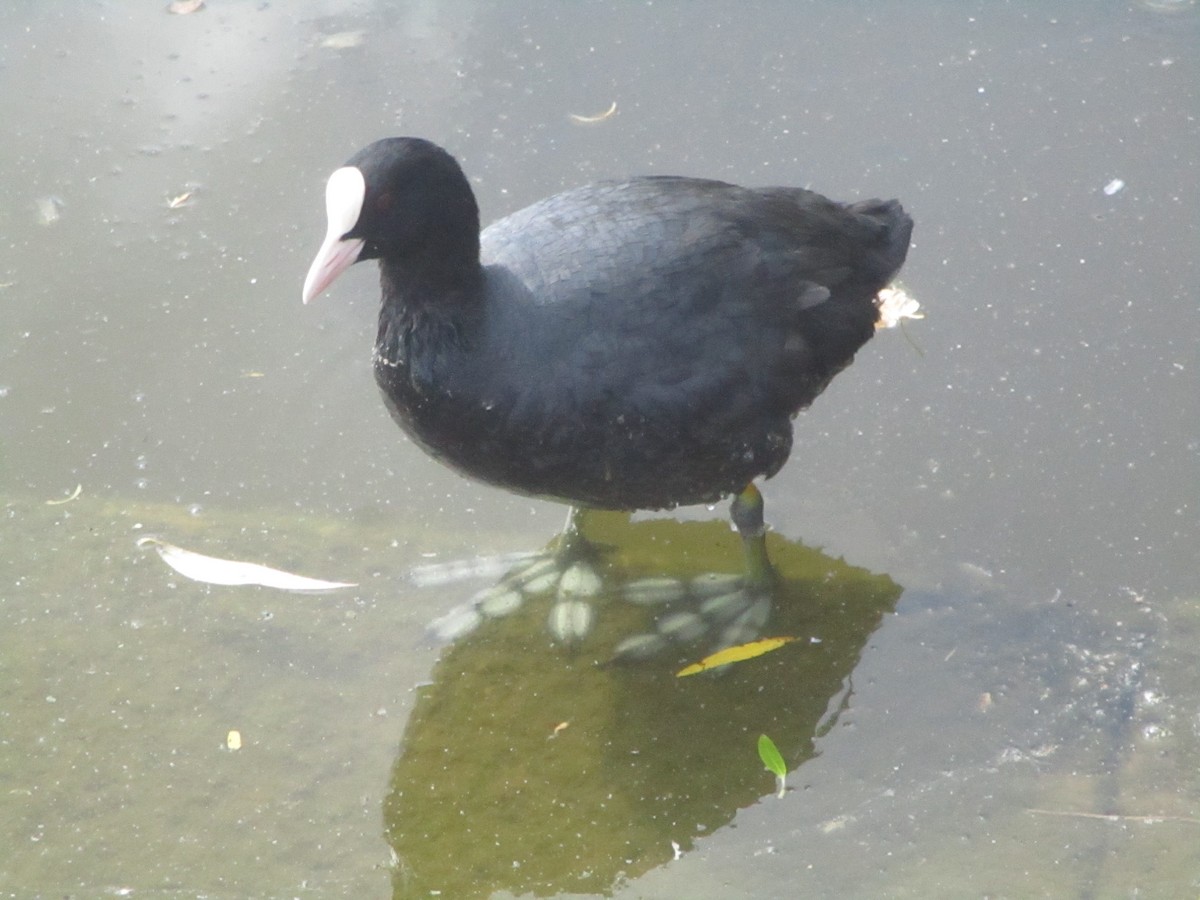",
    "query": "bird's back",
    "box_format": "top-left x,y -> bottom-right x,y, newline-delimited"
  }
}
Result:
477,176 -> 910,420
